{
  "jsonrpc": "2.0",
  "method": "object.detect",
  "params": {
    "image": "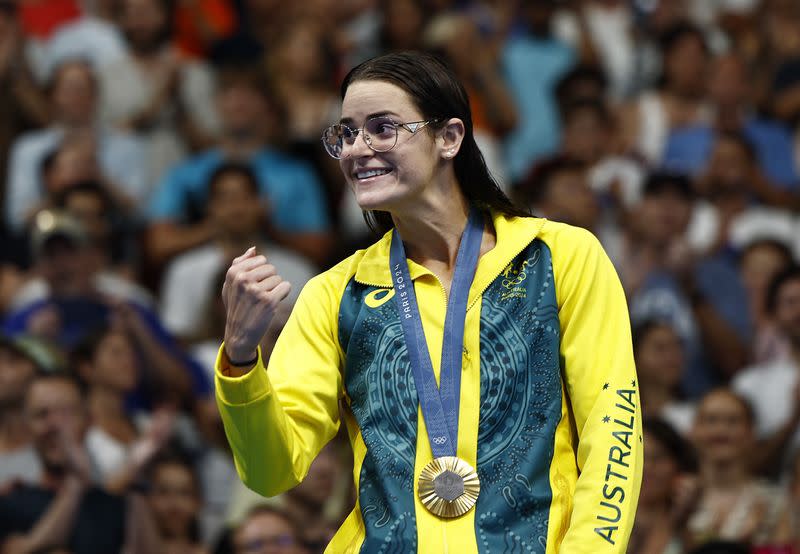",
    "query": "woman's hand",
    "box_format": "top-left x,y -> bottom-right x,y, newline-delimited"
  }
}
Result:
222,247 -> 292,367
